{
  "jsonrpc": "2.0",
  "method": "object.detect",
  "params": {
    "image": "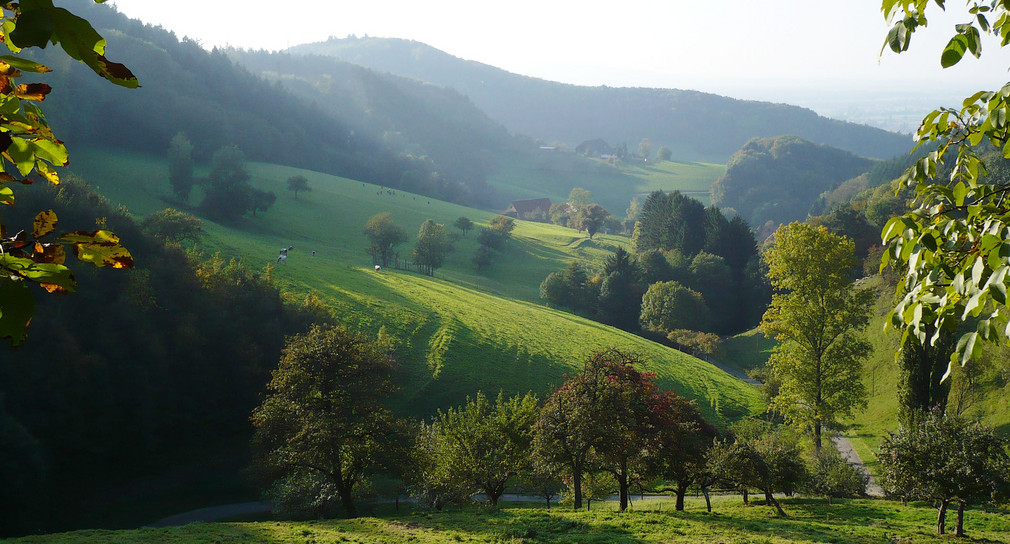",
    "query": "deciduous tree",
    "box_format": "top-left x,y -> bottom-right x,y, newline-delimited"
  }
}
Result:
250,324 -> 406,518
879,1 -> 1010,368
413,219 -> 453,276
453,216 -> 473,237
878,411 -> 1010,537
573,203 -> 609,239
363,212 -> 406,267
286,175 -> 310,200
639,281 -> 710,333
141,208 -> 202,244
167,132 -> 195,202
427,392 -> 539,506
760,223 -> 873,451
